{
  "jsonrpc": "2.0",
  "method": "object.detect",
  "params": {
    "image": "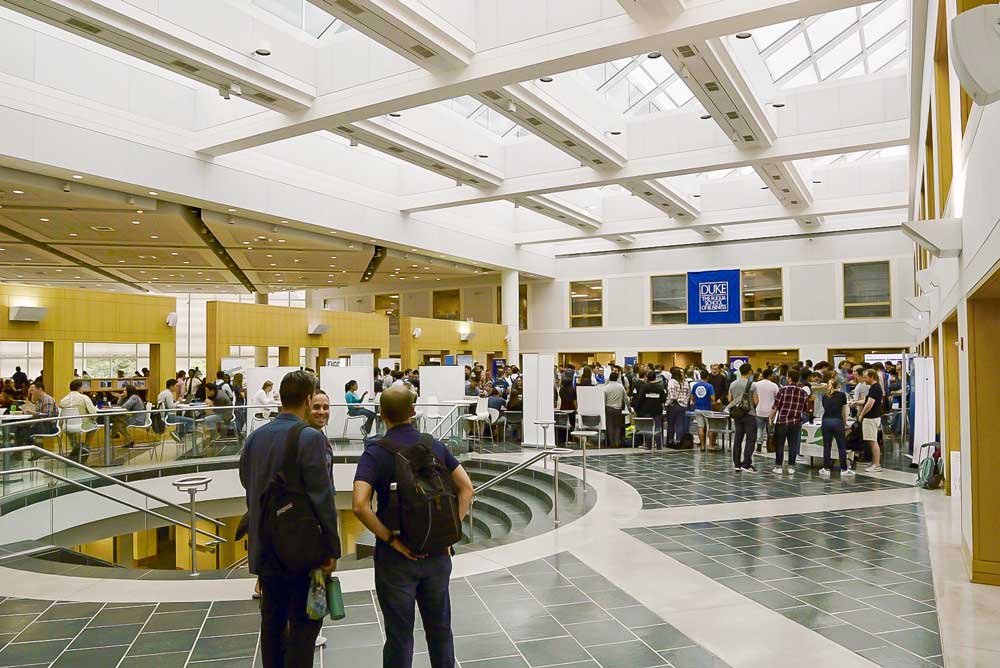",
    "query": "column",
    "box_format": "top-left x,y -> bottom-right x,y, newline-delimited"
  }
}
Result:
278,347 -> 292,367
254,293 -> 268,367
148,341 -> 176,397
501,270 -> 520,366
43,340 -> 74,398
